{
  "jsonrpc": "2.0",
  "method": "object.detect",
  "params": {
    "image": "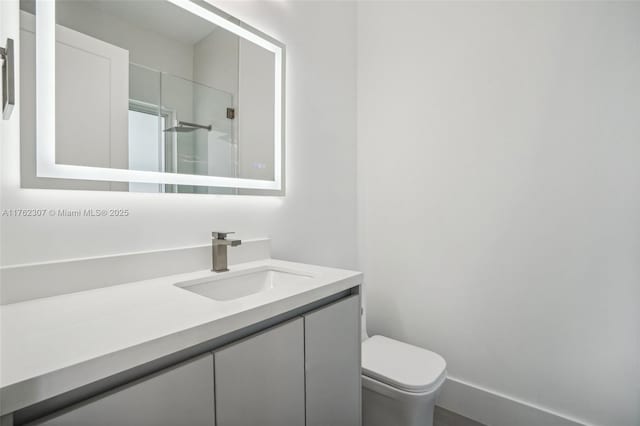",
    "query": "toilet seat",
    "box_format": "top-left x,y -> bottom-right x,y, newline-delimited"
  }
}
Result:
362,335 -> 447,394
